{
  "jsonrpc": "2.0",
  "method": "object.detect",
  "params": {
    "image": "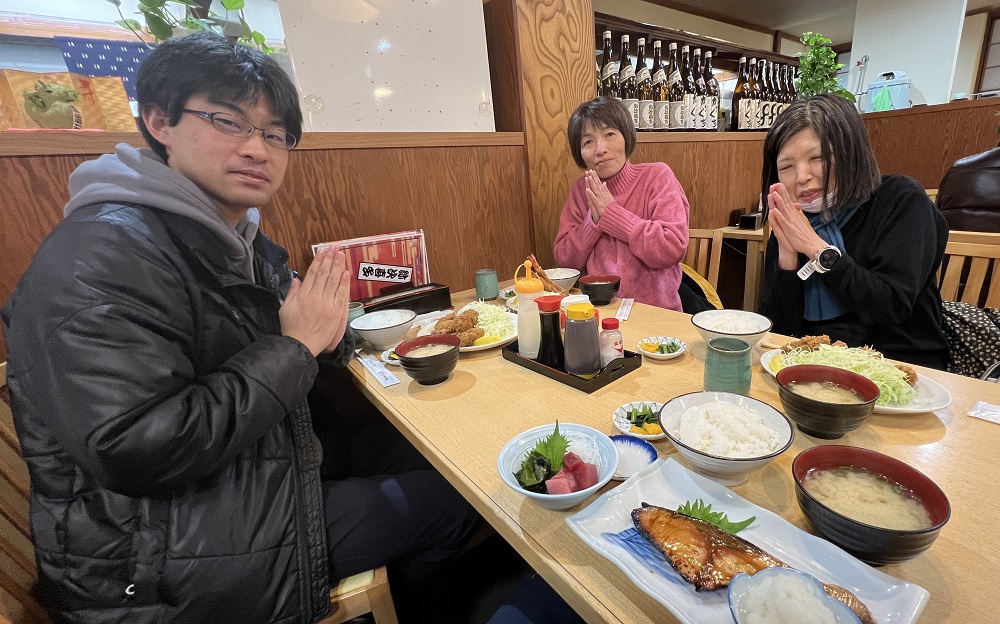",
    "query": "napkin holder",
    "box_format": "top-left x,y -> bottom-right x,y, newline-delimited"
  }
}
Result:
359,283 -> 451,316
502,342 -> 641,393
